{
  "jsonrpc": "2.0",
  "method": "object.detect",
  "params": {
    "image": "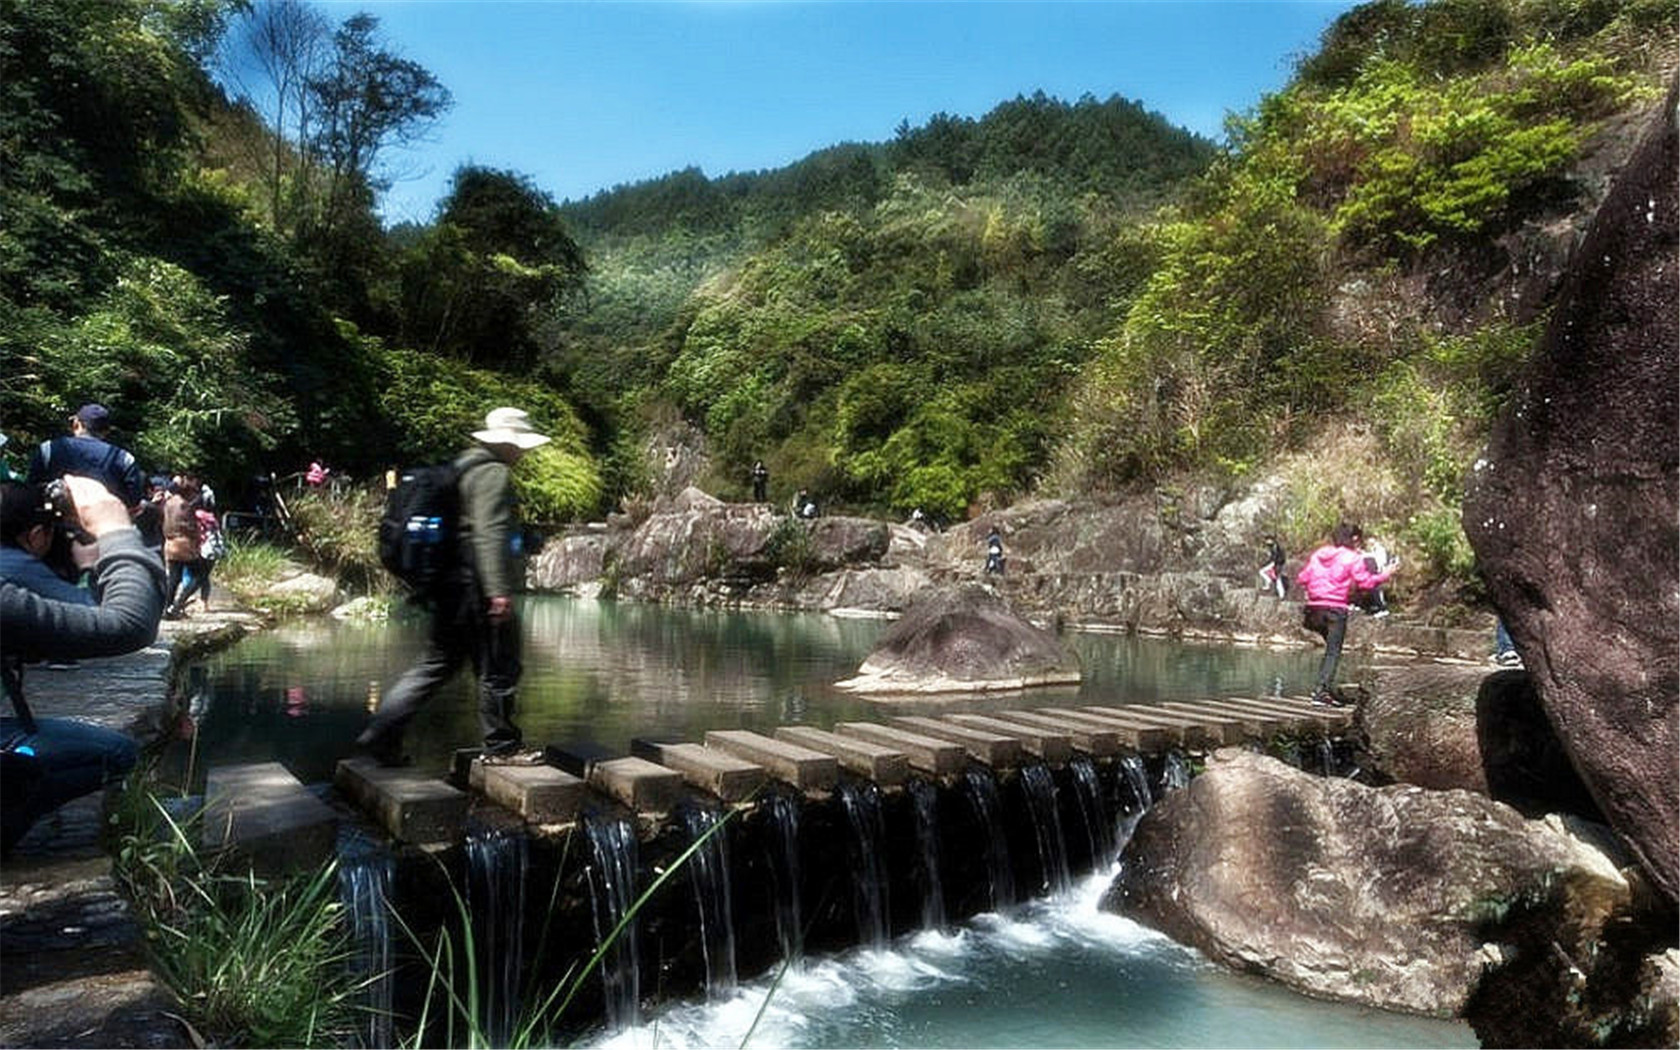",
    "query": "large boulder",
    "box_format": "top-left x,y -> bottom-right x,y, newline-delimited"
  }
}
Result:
1358,664 -> 1601,821
1462,88 -> 1679,903
1101,749 -> 1631,1016
835,584 -> 1081,694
